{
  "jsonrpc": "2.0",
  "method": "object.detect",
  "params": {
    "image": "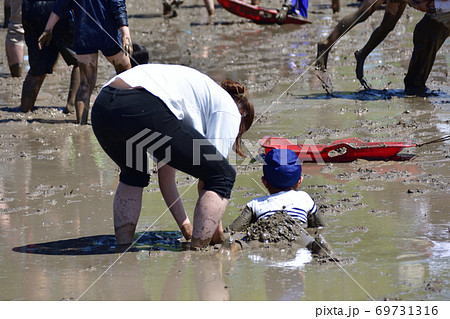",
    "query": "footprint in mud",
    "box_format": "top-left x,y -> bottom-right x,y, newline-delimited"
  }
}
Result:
319,202 -> 354,216
406,188 -> 430,195
355,185 -> 385,191
348,225 -> 369,233
344,237 -> 361,246
368,209 -> 397,217
403,174 -> 449,190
